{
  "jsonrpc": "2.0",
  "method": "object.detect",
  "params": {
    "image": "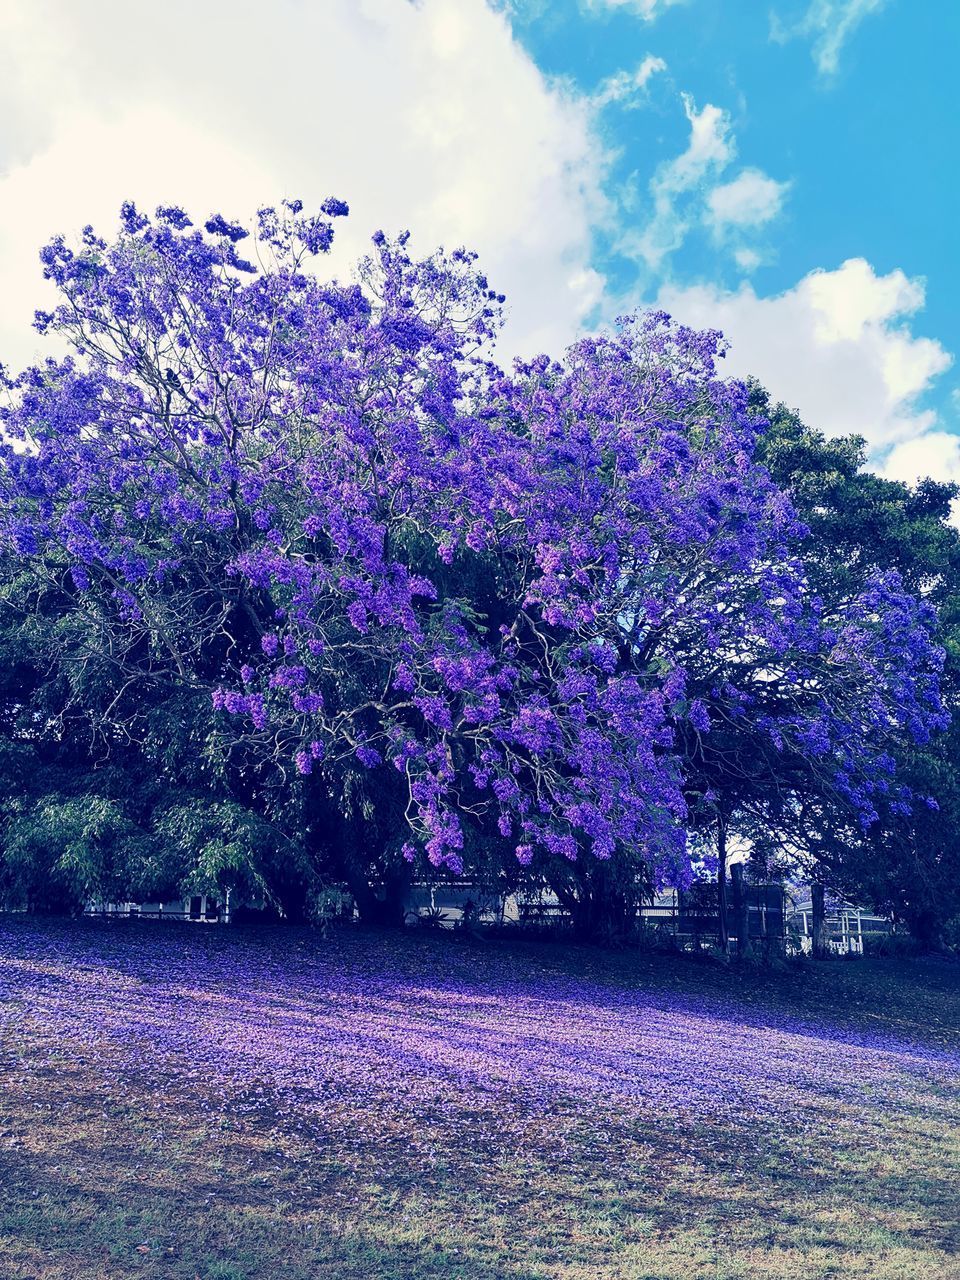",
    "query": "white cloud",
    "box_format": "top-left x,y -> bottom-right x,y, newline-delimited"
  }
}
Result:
665,95 -> 737,188
734,247 -> 764,272
658,258 -> 953,449
621,95 -> 787,271
771,0 -> 888,76
580,0 -> 686,18
706,169 -> 791,230
0,0 -> 610,371
883,433 -> 960,487
882,432 -> 960,525
592,56 -> 667,109
626,94 -> 735,268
